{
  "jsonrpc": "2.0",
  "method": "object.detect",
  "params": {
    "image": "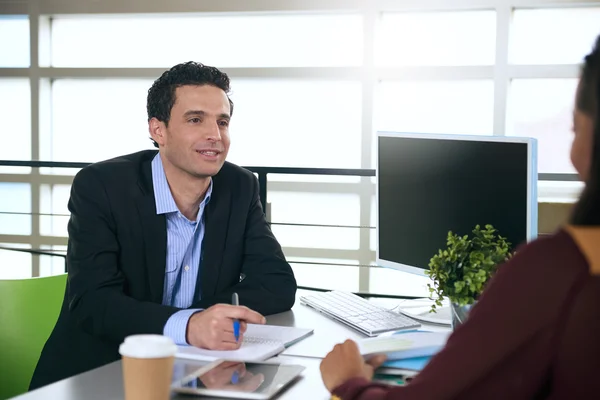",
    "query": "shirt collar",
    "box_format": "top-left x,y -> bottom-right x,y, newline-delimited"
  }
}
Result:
151,153 -> 213,216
